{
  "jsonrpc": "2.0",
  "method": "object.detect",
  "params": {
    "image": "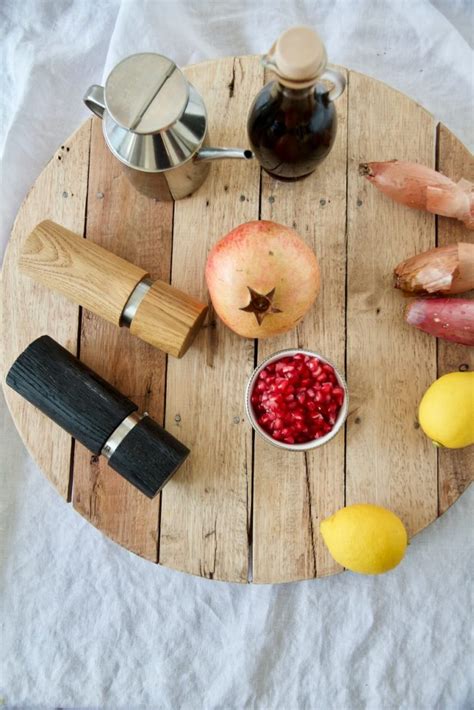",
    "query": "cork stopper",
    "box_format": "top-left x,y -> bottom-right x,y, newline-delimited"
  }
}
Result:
265,26 -> 327,88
